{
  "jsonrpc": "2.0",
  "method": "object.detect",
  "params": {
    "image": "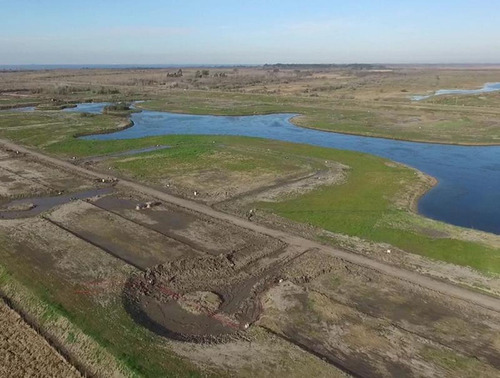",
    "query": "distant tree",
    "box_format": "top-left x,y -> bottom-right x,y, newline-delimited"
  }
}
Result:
201,69 -> 210,76
195,70 -> 202,78
167,69 -> 183,78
